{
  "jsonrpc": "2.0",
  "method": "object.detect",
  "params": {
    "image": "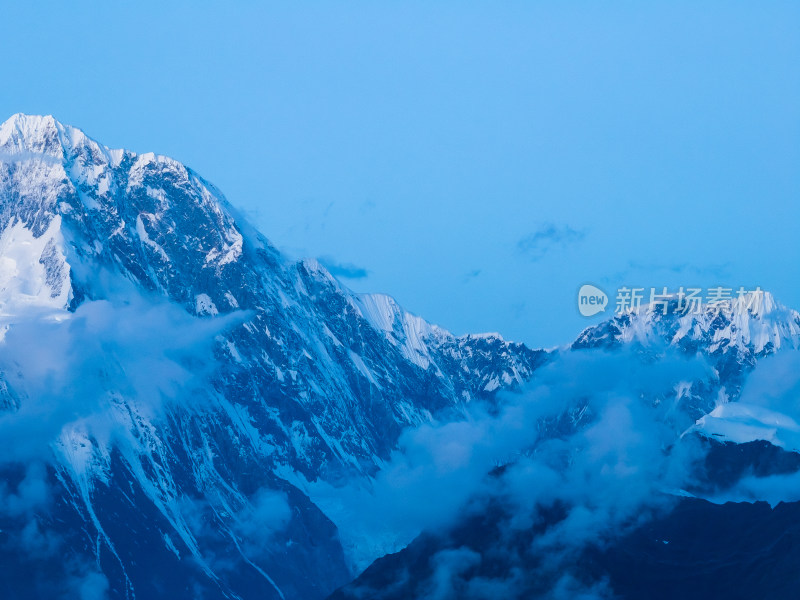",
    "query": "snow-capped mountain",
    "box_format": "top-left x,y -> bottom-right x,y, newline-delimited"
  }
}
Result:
4,114 -> 800,600
0,114 -> 546,600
